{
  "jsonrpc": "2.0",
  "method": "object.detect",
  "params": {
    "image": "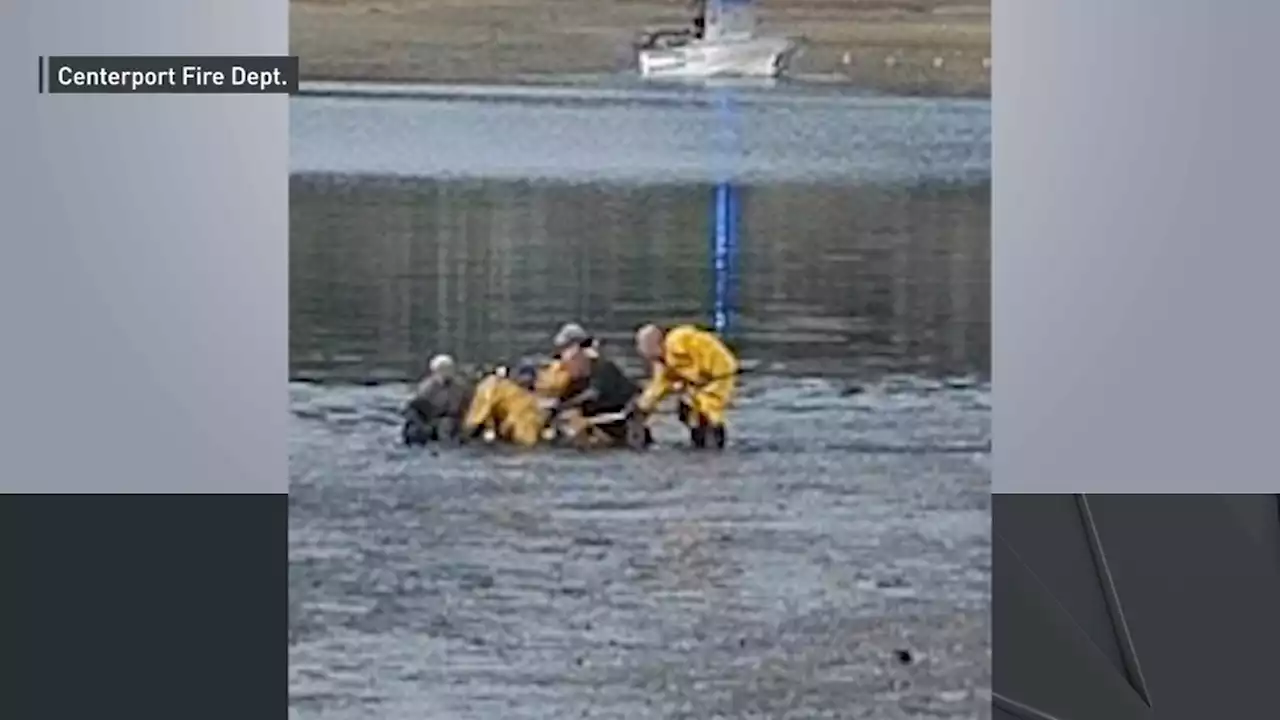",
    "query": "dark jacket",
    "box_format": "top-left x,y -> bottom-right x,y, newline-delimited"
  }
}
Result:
402,375 -> 473,444
577,357 -> 639,416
